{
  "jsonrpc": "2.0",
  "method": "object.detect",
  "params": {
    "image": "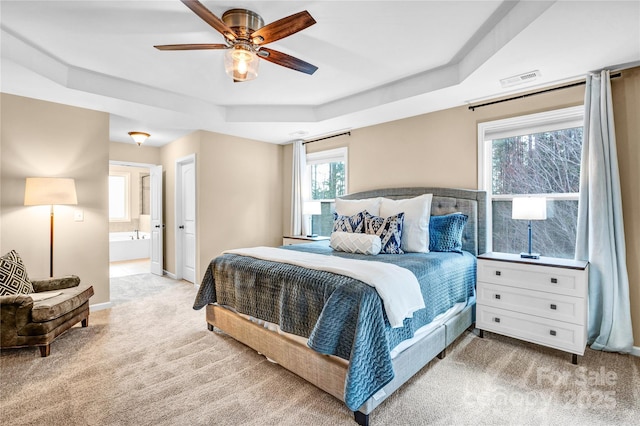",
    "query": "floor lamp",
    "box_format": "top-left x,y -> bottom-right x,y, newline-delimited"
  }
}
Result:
24,177 -> 78,277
